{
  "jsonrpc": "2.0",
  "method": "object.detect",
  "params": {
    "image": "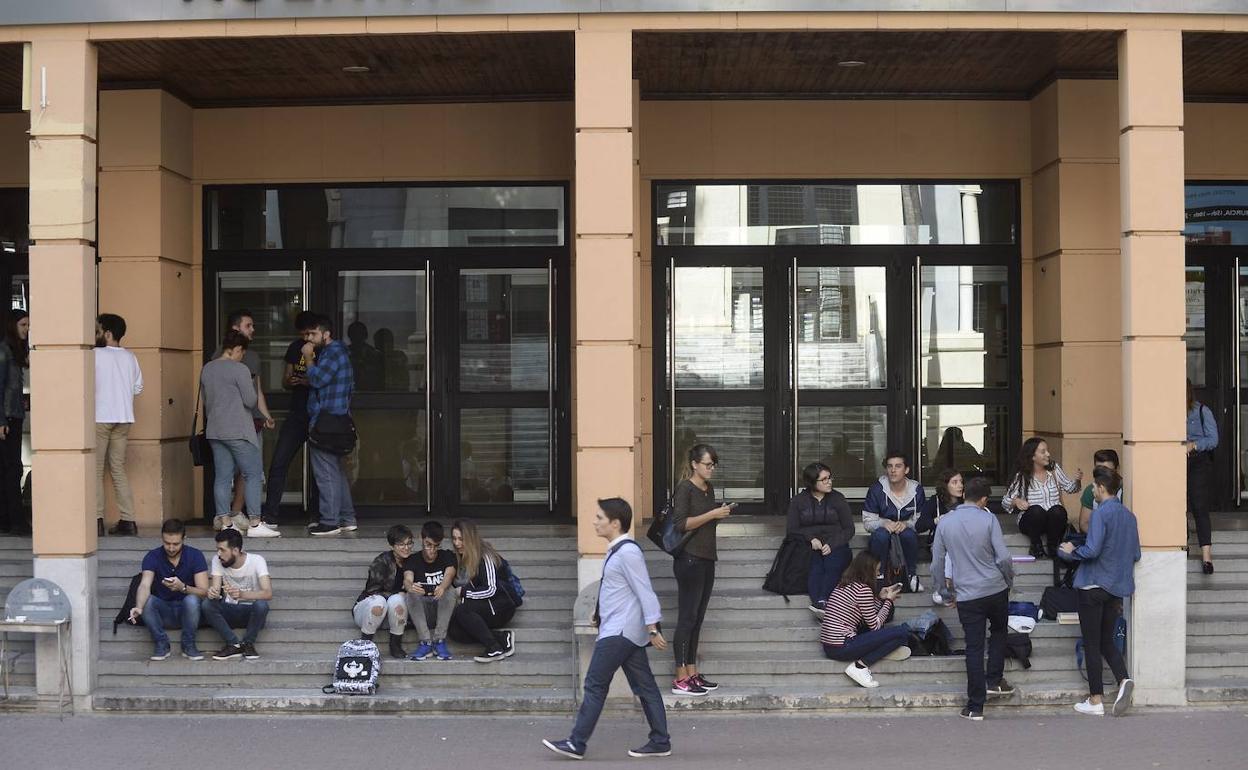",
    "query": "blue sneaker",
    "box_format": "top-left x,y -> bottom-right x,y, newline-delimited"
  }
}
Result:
150,643 -> 171,661
628,742 -> 672,758
409,641 -> 434,661
181,647 -> 205,661
542,739 -> 585,760
433,639 -> 453,661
